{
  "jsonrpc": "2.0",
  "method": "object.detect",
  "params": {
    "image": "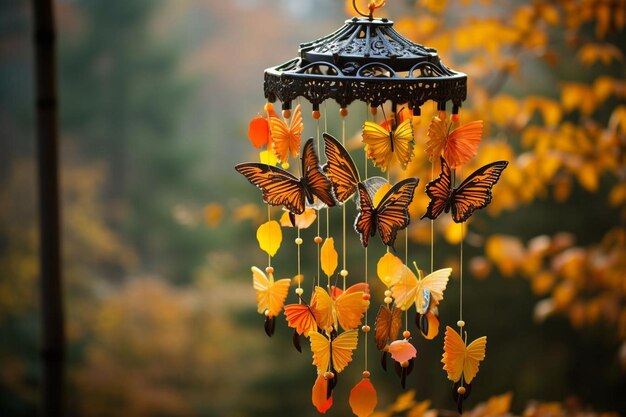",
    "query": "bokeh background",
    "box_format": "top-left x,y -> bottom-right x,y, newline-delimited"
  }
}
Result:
1,0 -> 625,416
